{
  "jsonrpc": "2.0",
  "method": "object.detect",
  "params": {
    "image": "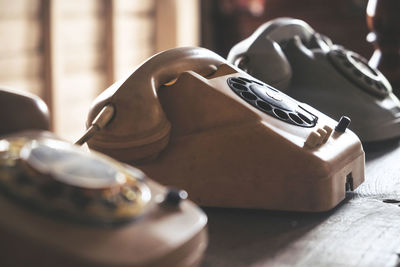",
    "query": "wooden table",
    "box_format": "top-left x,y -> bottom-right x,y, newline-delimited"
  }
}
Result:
201,142 -> 400,267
